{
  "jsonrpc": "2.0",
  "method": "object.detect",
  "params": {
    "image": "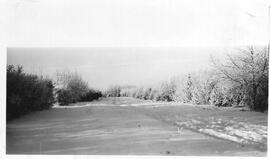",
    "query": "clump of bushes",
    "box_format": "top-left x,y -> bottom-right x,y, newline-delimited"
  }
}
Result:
105,85 -> 160,101
57,89 -> 102,105
55,70 -> 102,105
120,86 -> 159,101
7,65 -> 55,120
56,89 -> 73,105
156,81 -> 176,102
181,71 -> 218,105
80,89 -> 102,102
104,85 -> 121,97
